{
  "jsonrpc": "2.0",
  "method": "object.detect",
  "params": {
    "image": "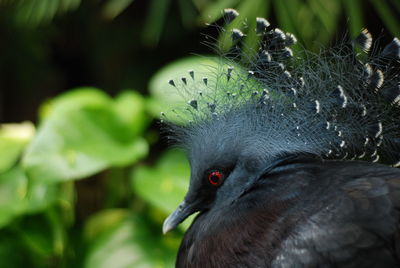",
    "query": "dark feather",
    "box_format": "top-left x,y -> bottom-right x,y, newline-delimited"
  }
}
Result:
177,159 -> 400,267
